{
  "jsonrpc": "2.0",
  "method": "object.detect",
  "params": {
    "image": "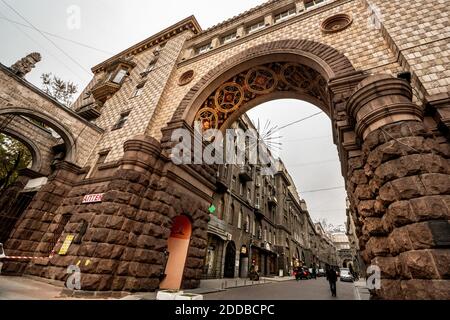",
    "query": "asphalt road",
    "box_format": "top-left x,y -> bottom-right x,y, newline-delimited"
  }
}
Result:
205,278 -> 356,300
